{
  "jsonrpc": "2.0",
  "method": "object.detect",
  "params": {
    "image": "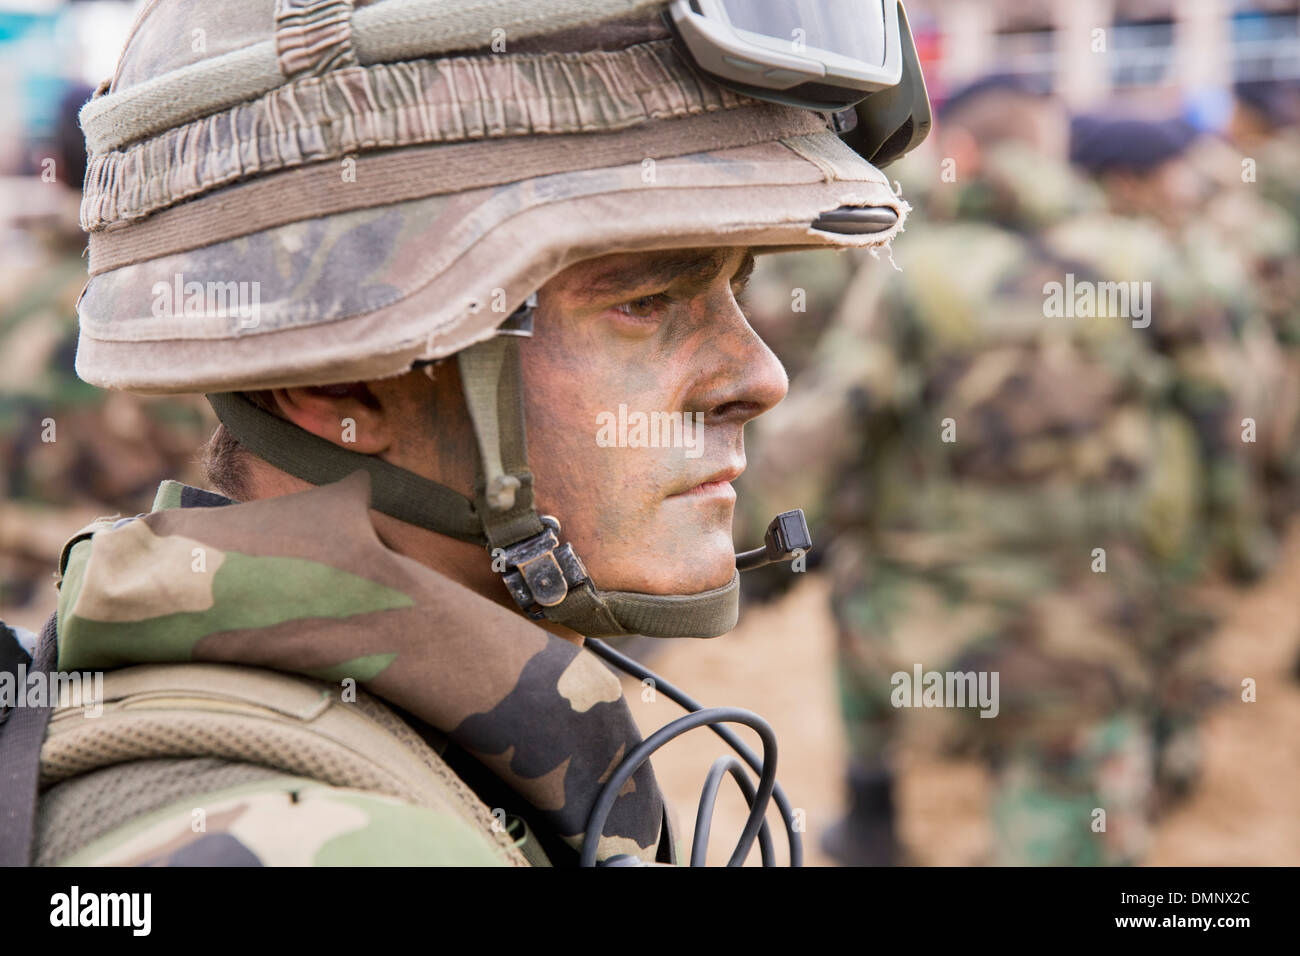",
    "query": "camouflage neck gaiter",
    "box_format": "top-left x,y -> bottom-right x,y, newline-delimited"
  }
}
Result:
55,472 -> 667,863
